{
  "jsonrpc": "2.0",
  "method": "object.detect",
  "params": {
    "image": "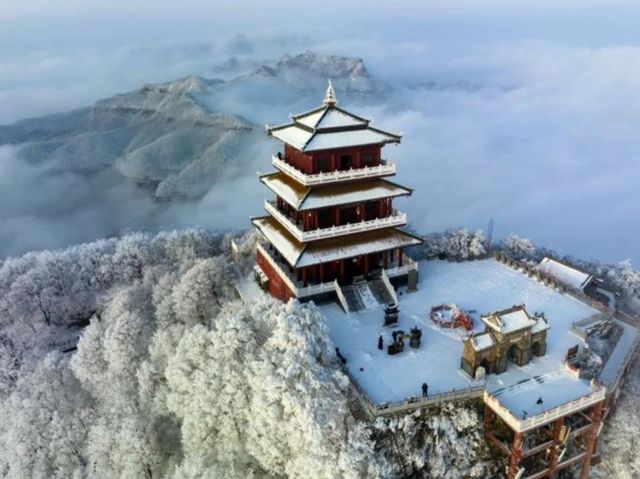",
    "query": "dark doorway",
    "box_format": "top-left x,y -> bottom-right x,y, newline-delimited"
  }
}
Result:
316,156 -> 330,173
317,208 -> 333,229
479,358 -> 491,375
340,206 -> 358,224
532,342 -> 543,357
364,201 -> 379,220
340,155 -> 352,170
